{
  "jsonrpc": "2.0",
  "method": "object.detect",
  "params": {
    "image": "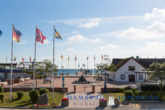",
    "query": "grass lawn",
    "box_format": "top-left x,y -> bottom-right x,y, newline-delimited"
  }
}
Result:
103,93 -> 125,102
0,91 -> 64,107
